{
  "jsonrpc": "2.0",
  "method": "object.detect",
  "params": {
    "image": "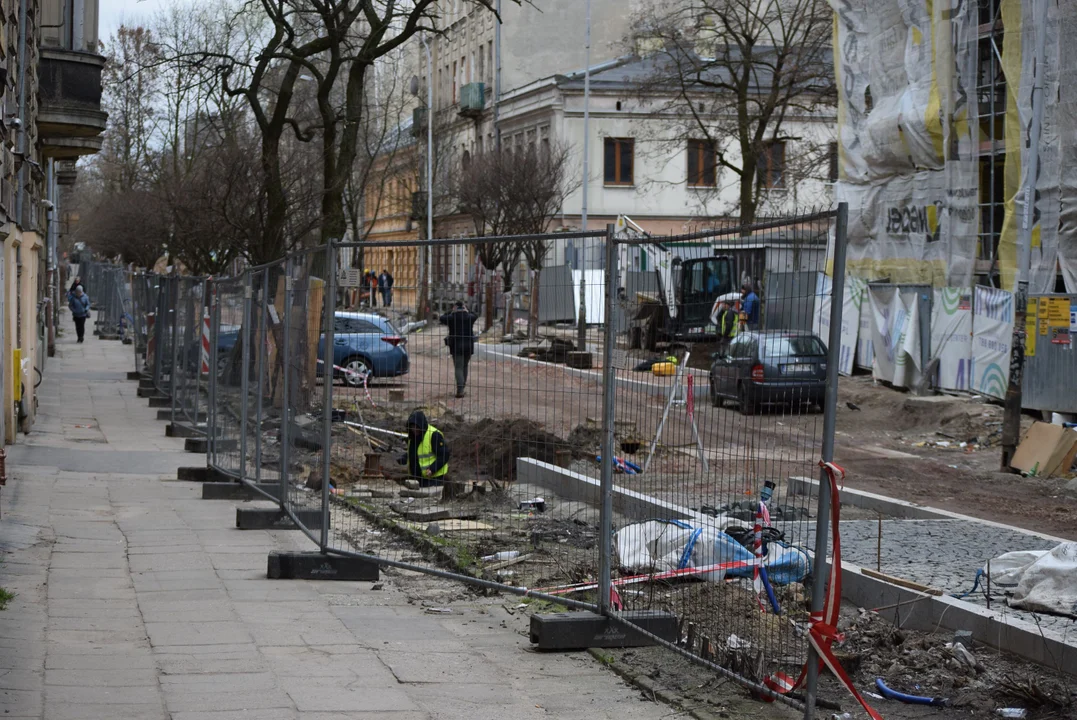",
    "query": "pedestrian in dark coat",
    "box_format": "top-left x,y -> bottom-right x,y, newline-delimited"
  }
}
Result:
439,301 -> 477,398
69,285 -> 90,343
